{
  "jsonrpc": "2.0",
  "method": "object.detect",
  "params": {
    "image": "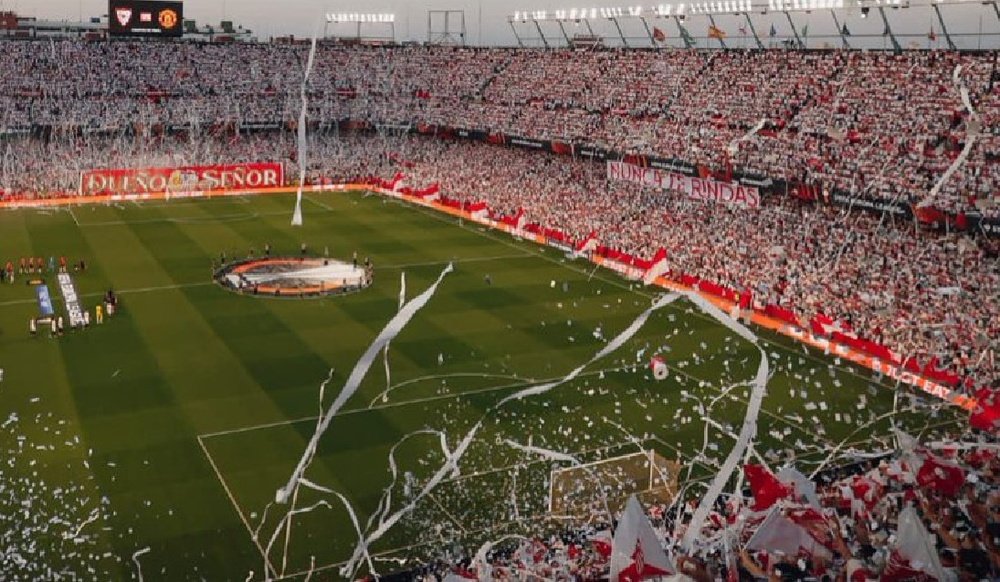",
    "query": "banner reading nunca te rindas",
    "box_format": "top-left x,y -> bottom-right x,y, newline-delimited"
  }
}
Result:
79,162 -> 284,196
607,161 -> 760,209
